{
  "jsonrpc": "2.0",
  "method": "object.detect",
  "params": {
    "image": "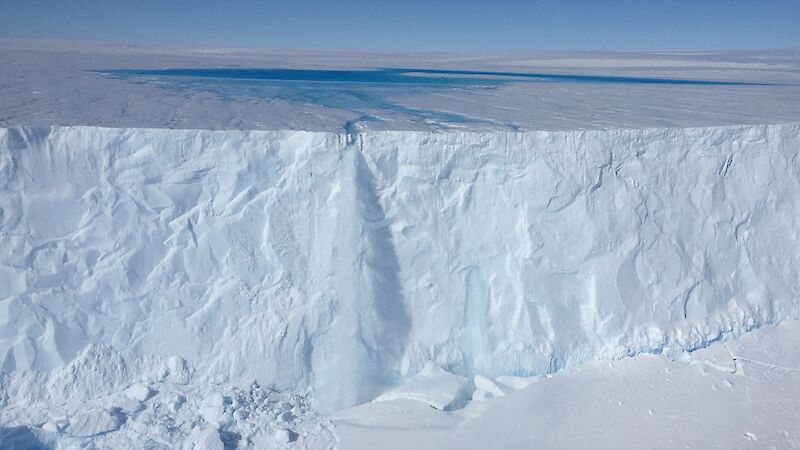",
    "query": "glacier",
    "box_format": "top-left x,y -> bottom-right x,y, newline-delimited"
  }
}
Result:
3,42 -> 800,448
2,122 -> 799,415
